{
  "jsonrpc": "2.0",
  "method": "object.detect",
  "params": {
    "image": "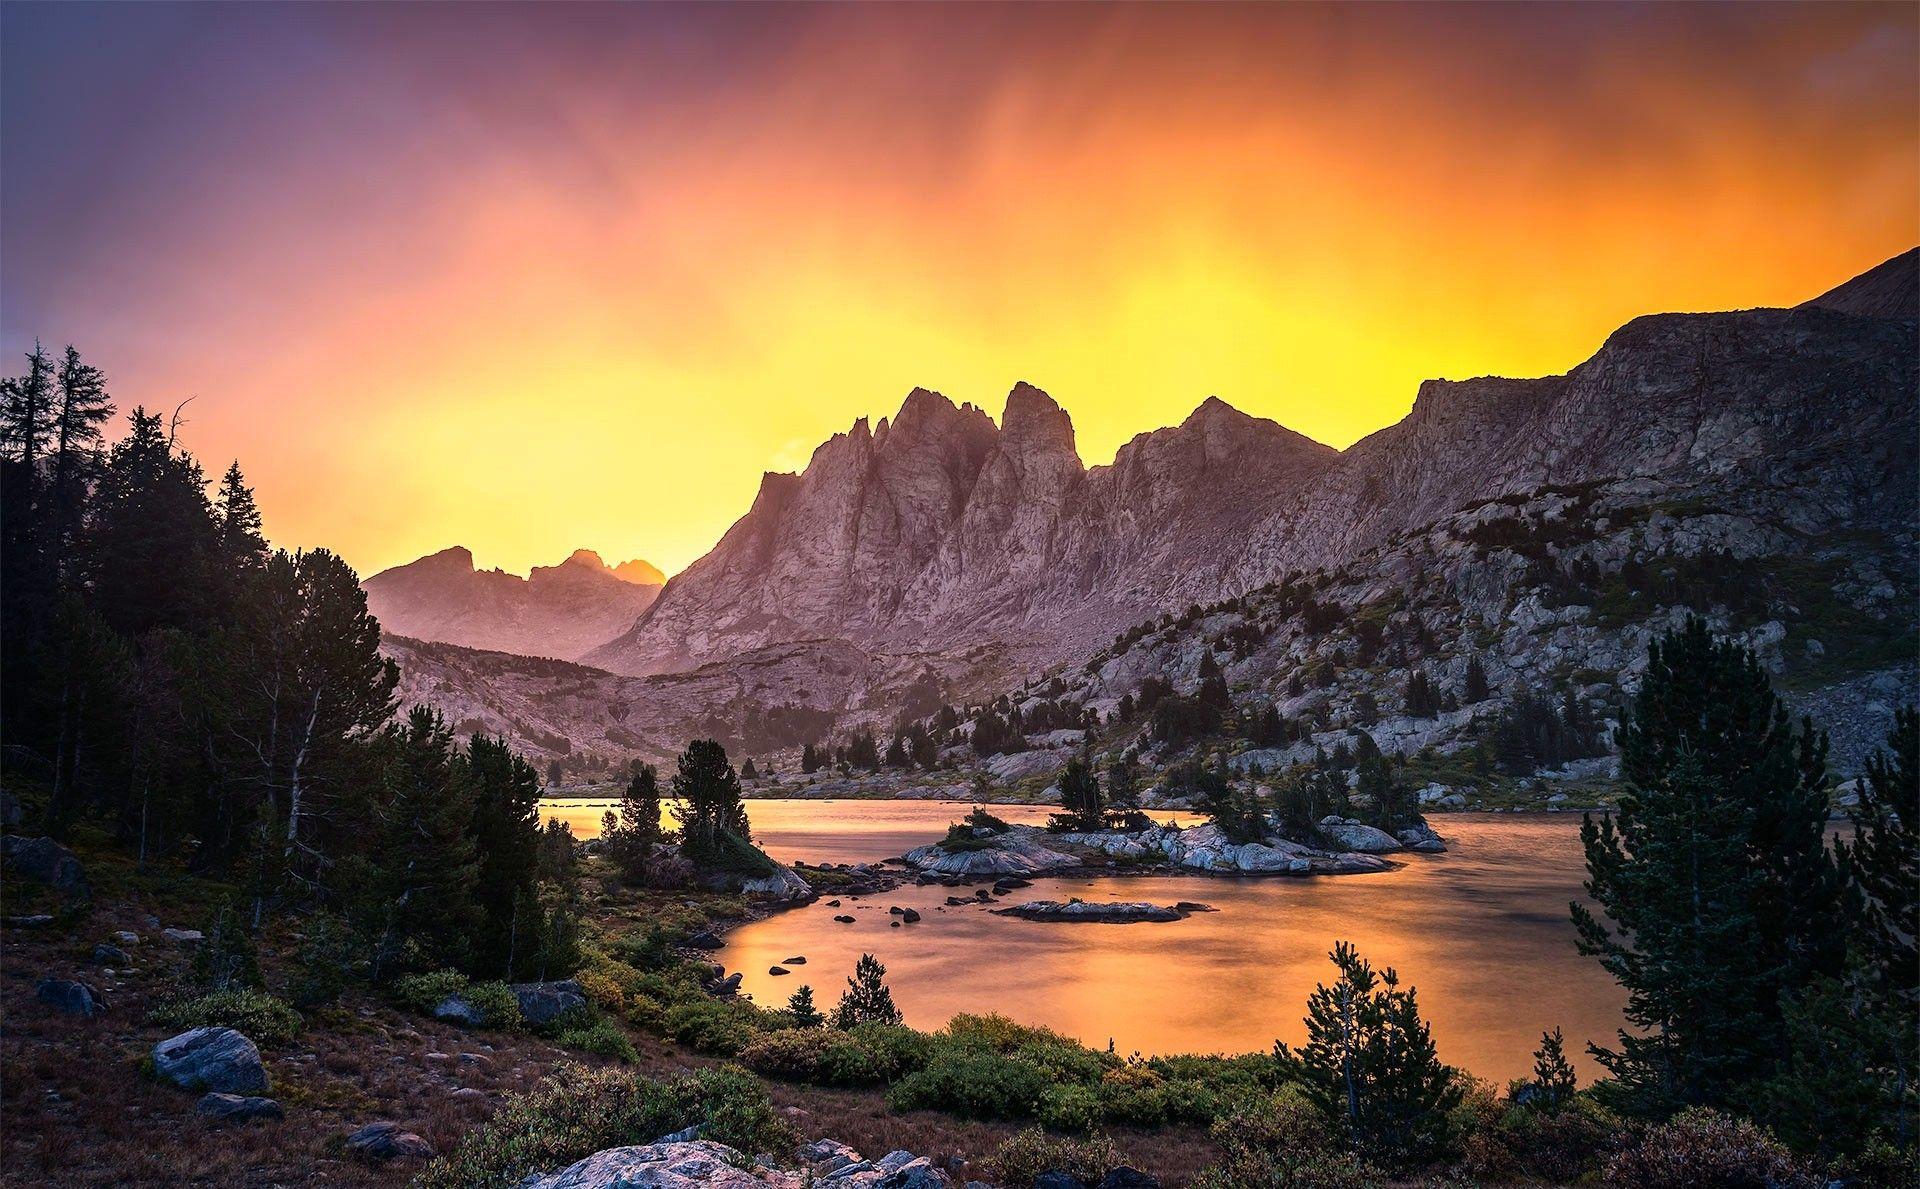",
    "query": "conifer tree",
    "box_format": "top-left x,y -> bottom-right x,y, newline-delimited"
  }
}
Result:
831,953 -> 902,1029
1841,707 -> 1917,1005
1274,942 -> 1461,1167
671,738 -> 751,864
1526,1027 -> 1578,1113
466,732 -> 545,976
1048,752 -> 1105,832
359,706 -> 481,980
1462,654 -> 1490,704
787,984 -> 824,1029
1571,618 -> 1845,1113
213,461 -> 267,570
605,762 -> 663,882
